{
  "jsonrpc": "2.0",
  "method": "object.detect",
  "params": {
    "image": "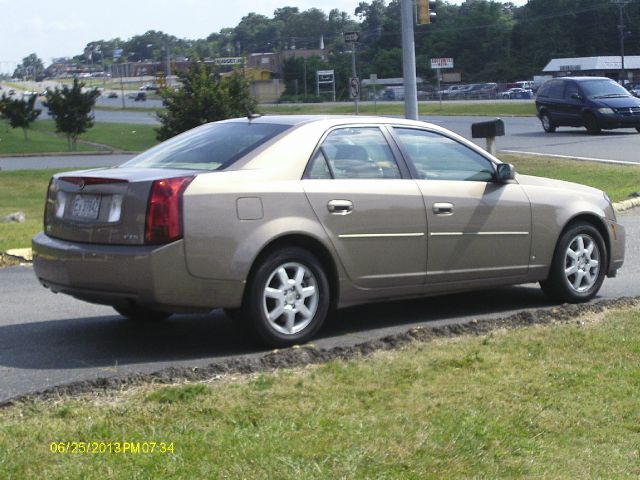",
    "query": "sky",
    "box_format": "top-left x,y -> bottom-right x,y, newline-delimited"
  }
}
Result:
0,0 -> 528,73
